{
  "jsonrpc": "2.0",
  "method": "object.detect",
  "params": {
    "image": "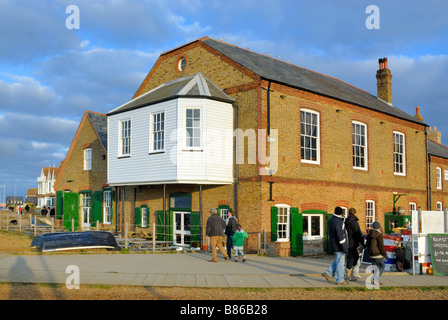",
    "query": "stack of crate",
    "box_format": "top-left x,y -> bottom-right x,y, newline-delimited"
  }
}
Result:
383,234 -> 401,271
